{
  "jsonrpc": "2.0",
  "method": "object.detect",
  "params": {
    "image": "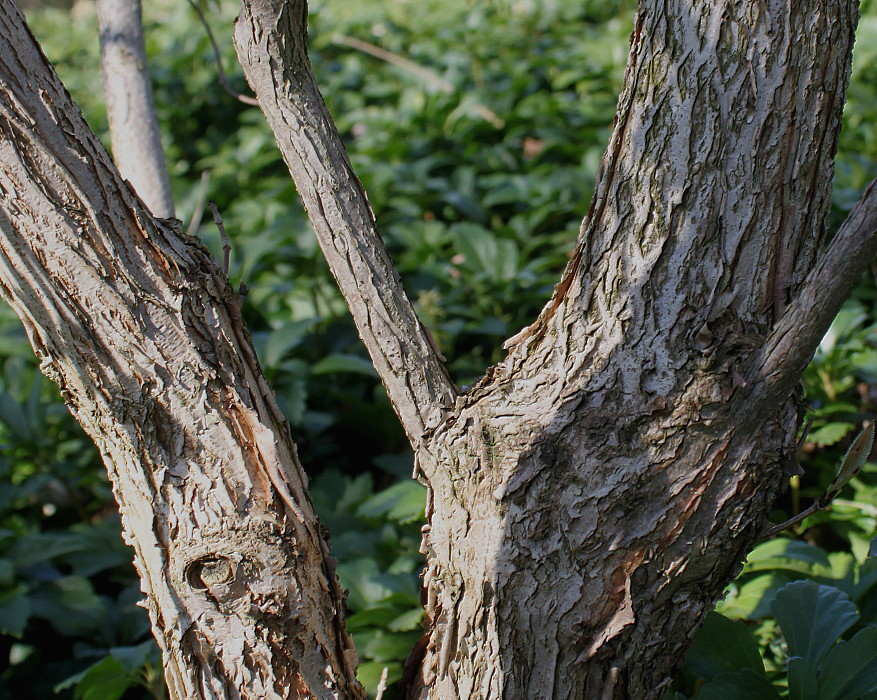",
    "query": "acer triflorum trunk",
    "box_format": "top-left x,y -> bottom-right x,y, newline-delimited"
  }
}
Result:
0,2 -> 362,697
